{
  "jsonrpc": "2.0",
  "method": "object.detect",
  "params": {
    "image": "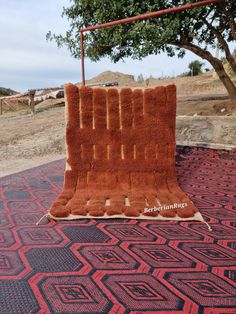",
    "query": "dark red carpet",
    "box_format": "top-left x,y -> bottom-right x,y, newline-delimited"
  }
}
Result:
0,146 -> 235,314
